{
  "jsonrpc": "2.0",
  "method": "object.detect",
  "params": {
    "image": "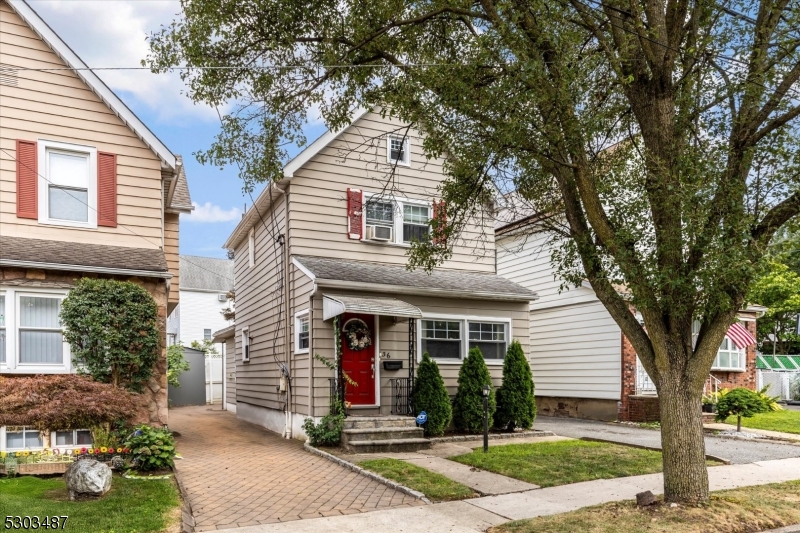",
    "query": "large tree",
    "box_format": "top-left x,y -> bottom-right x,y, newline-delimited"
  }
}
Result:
146,1 -> 800,502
